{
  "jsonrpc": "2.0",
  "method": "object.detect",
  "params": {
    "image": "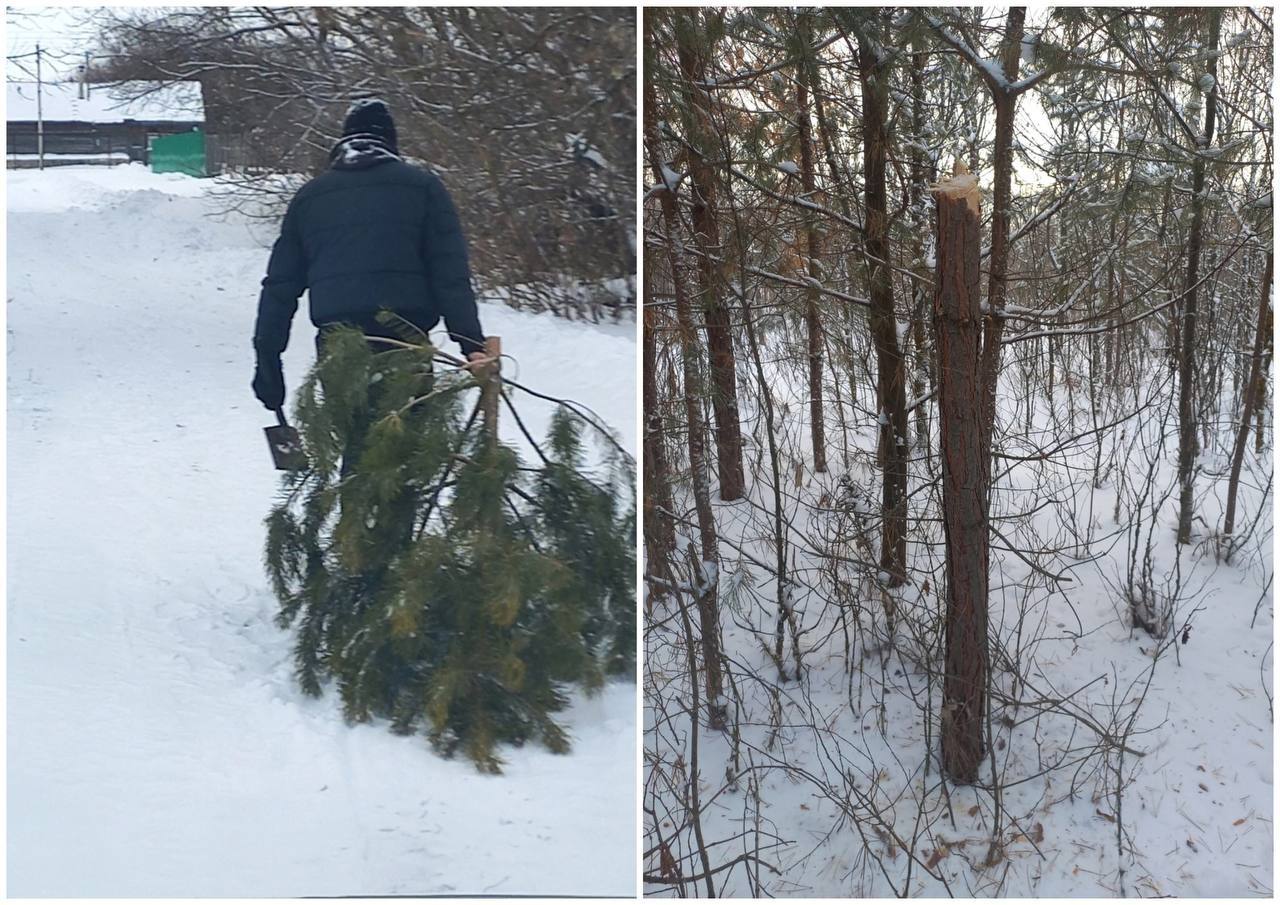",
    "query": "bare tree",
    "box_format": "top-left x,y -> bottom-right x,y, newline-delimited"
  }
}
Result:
91,7 -> 635,321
